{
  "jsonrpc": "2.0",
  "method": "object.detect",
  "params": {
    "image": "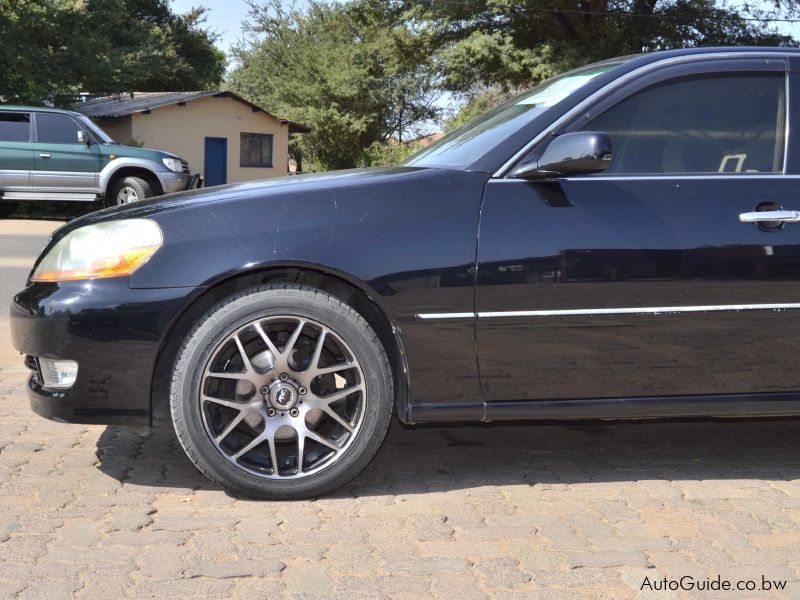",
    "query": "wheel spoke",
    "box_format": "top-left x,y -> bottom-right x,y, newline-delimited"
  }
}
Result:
297,433 -> 305,473
316,384 -> 364,406
282,320 -> 306,357
233,431 -> 267,460
202,395 -> 250,410
207,370 -> 251,381
305,430 -> 340,453
315,362 -> 355,376
215,410 -> 249,443
322,406 -> 354,432
267,437 -> 279,475
232,334 -> 255,374
309,329 -> 327,372
253,321 -> 281,359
